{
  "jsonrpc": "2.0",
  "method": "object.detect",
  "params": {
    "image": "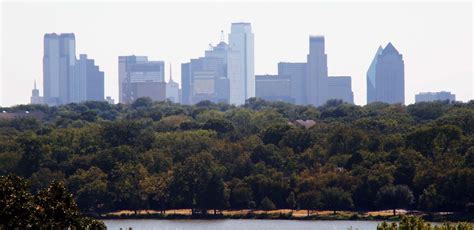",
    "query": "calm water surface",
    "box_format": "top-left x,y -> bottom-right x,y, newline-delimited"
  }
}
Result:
103,219 -> 383,230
